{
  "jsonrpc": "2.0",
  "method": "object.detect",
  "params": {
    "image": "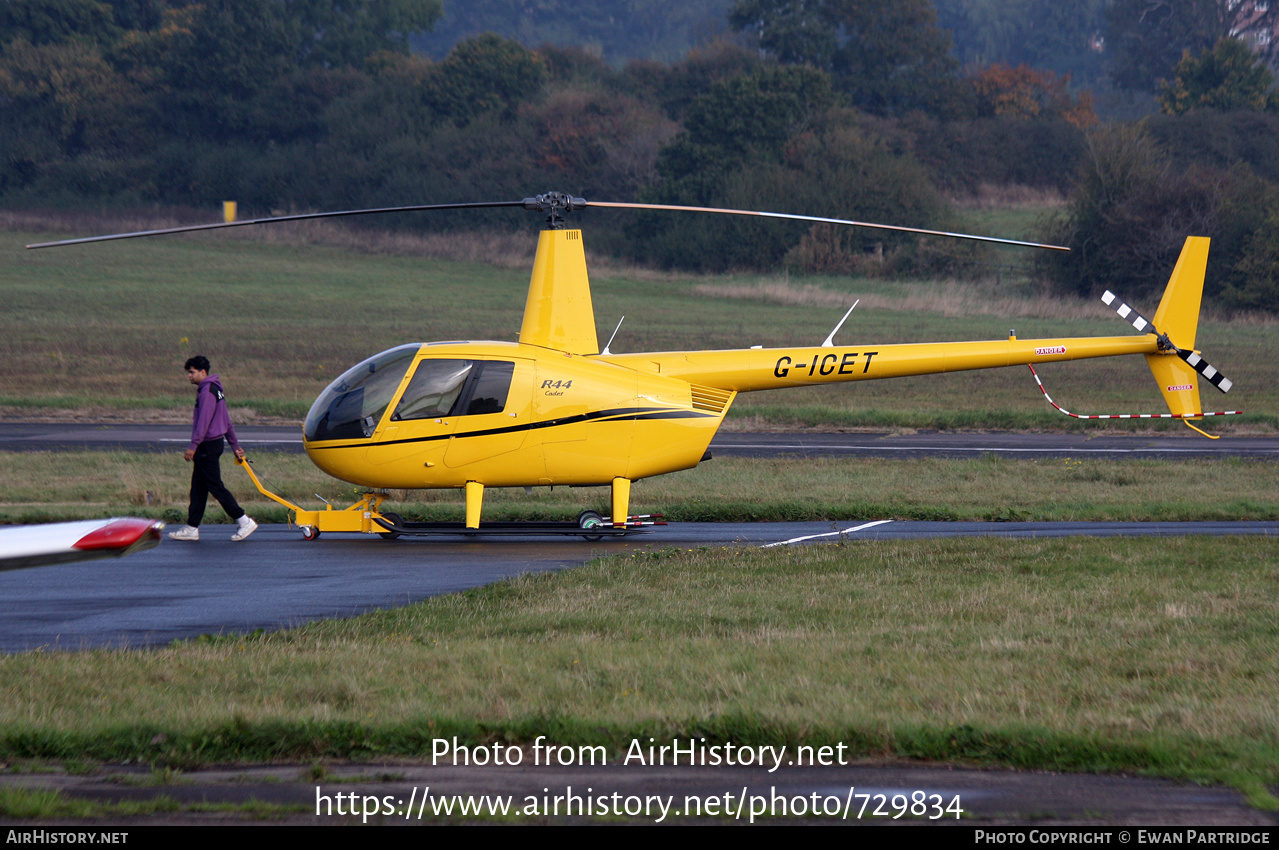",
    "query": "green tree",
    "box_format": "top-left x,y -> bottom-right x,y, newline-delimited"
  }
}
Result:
429,34 -> 549,125
154,1 -> 299,138
99,0 -> 165,31
312,36 -> 555,213
1038,123 -> 1279,312
1103,0 -> 1278,93
935,0 -> 1108,88
287,0 -> 443,68
1159,38 -> 1279,114
758,120 -> 946,272
0,37 -> 152,191
1227,203 -> 1279,311
631,61 -> 952,271
648,64 -> 835,206
621,40 -> 763,121
0,0 -> 120,47
411,0 -> 734,66
728,0 -> 962,115
153,0 -> 441,140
